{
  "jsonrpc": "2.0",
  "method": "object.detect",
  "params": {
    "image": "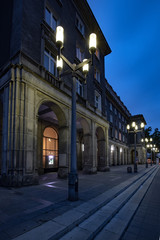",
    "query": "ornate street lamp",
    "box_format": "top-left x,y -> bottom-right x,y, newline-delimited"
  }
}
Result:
55,26 -> 97,201
127,121 -> 145,173
141,137 -> 152,168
